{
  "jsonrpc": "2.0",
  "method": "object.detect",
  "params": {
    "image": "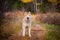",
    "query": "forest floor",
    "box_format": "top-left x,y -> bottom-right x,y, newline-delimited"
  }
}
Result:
4,12 -> 46,40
